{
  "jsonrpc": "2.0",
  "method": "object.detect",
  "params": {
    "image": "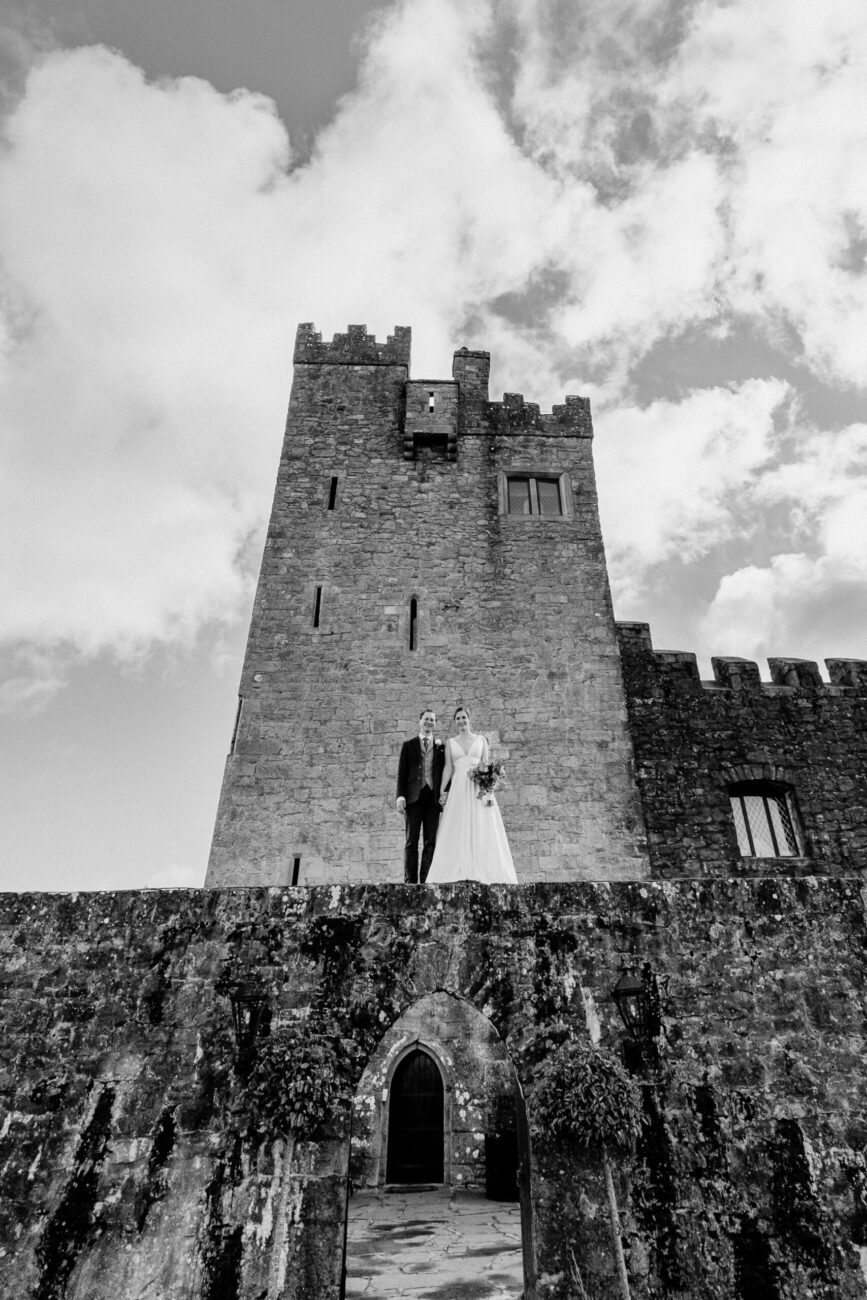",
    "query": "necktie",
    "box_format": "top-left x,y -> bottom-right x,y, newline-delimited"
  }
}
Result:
423,739 -> 429,752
